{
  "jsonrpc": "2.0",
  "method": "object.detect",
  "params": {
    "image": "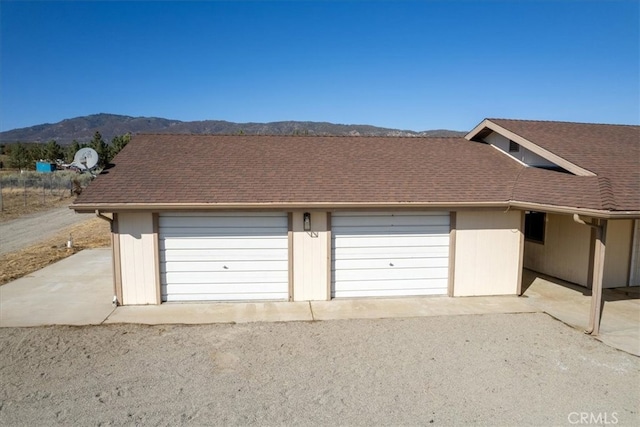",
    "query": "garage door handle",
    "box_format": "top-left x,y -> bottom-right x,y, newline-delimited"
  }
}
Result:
389,263 -> 394,267
223,266 -> 229,269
